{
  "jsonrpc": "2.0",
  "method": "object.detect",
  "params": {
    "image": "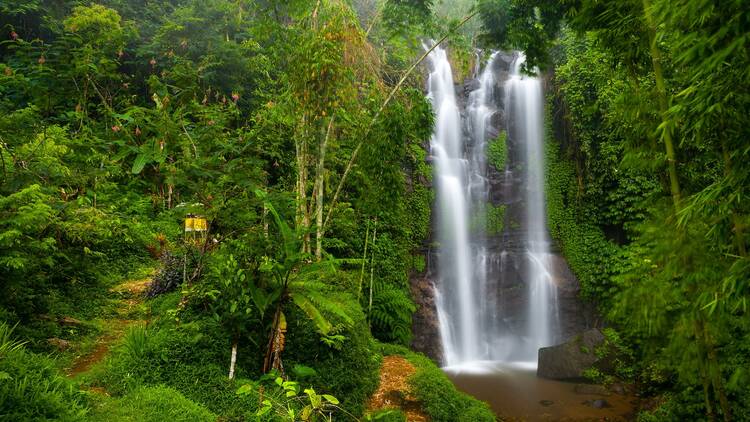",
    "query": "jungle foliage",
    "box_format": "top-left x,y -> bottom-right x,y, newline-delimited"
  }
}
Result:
479,0 -> 750,420
0,0 -> 470,420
